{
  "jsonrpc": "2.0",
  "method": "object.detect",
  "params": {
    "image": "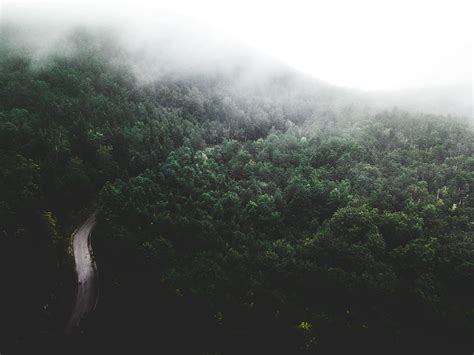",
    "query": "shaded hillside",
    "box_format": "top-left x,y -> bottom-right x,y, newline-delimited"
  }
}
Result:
0,27 -> 473,353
